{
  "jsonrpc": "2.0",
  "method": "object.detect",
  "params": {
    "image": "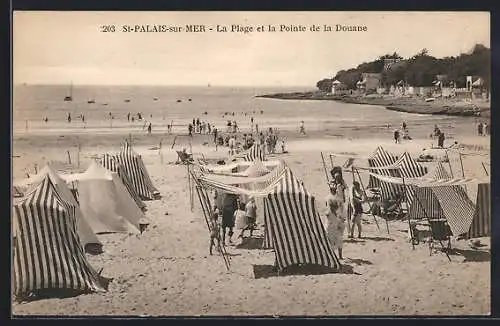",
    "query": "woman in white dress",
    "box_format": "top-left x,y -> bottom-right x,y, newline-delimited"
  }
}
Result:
326,184 -> 346,260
